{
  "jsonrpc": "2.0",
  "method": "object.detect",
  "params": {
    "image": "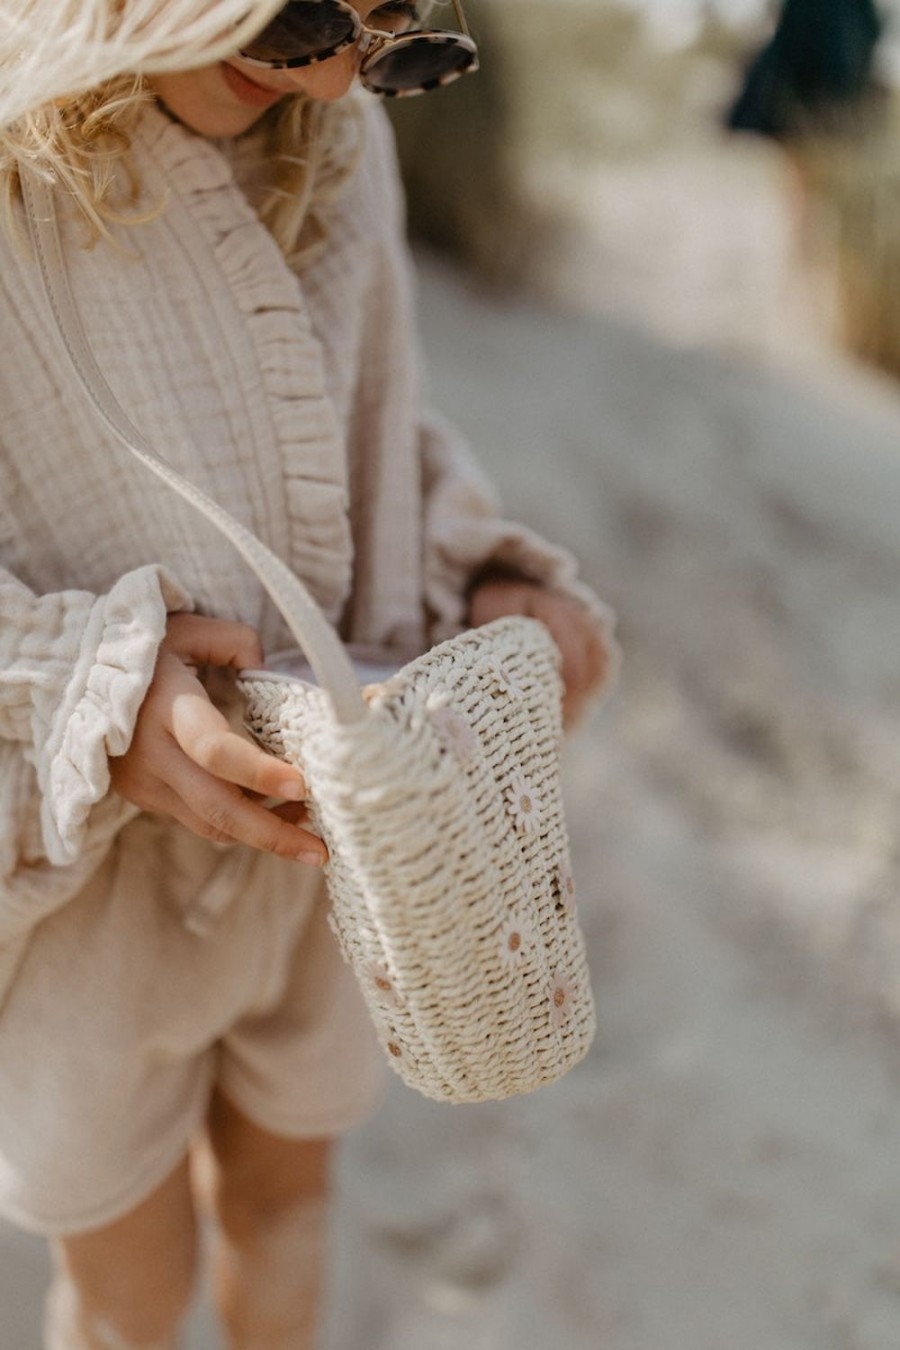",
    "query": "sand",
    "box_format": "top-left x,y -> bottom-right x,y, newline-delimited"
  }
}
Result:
4,206 -> 900,1348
